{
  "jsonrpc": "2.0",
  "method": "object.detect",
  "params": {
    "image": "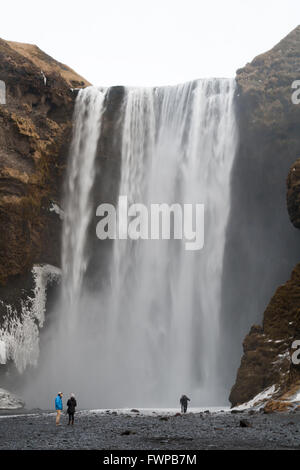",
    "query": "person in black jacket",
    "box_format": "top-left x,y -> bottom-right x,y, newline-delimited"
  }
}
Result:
67,393 -> 77,425
180,394 -> 190,413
